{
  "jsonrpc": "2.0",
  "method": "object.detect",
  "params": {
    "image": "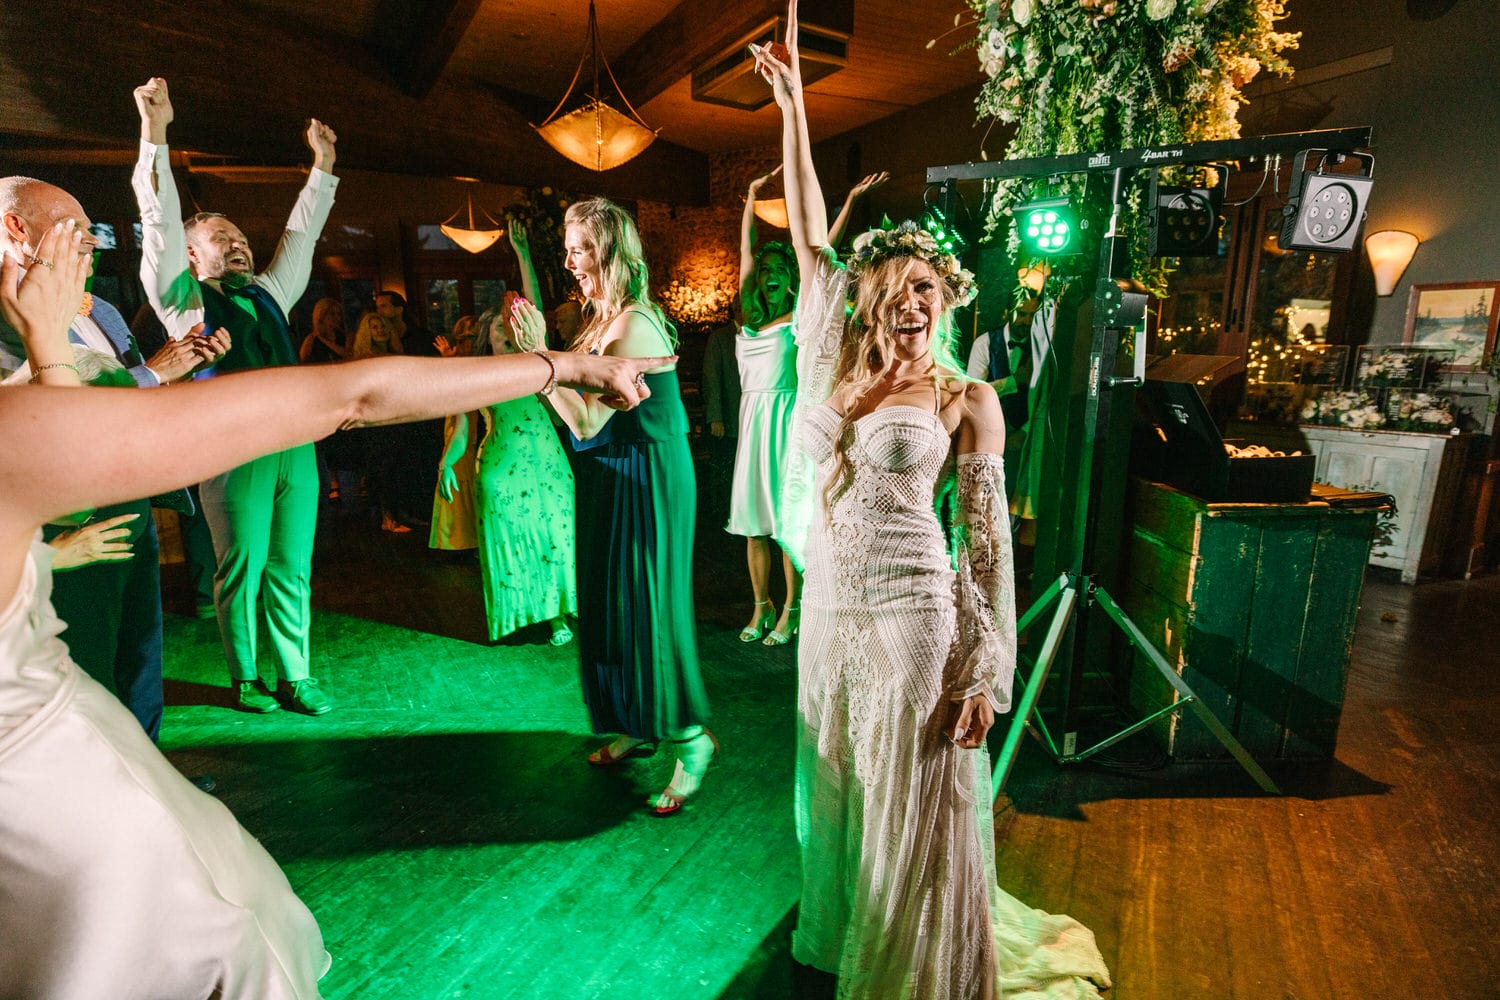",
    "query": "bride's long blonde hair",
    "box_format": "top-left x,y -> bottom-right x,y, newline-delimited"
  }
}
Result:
822,253 -> 966,511
564,197 -> 676,354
